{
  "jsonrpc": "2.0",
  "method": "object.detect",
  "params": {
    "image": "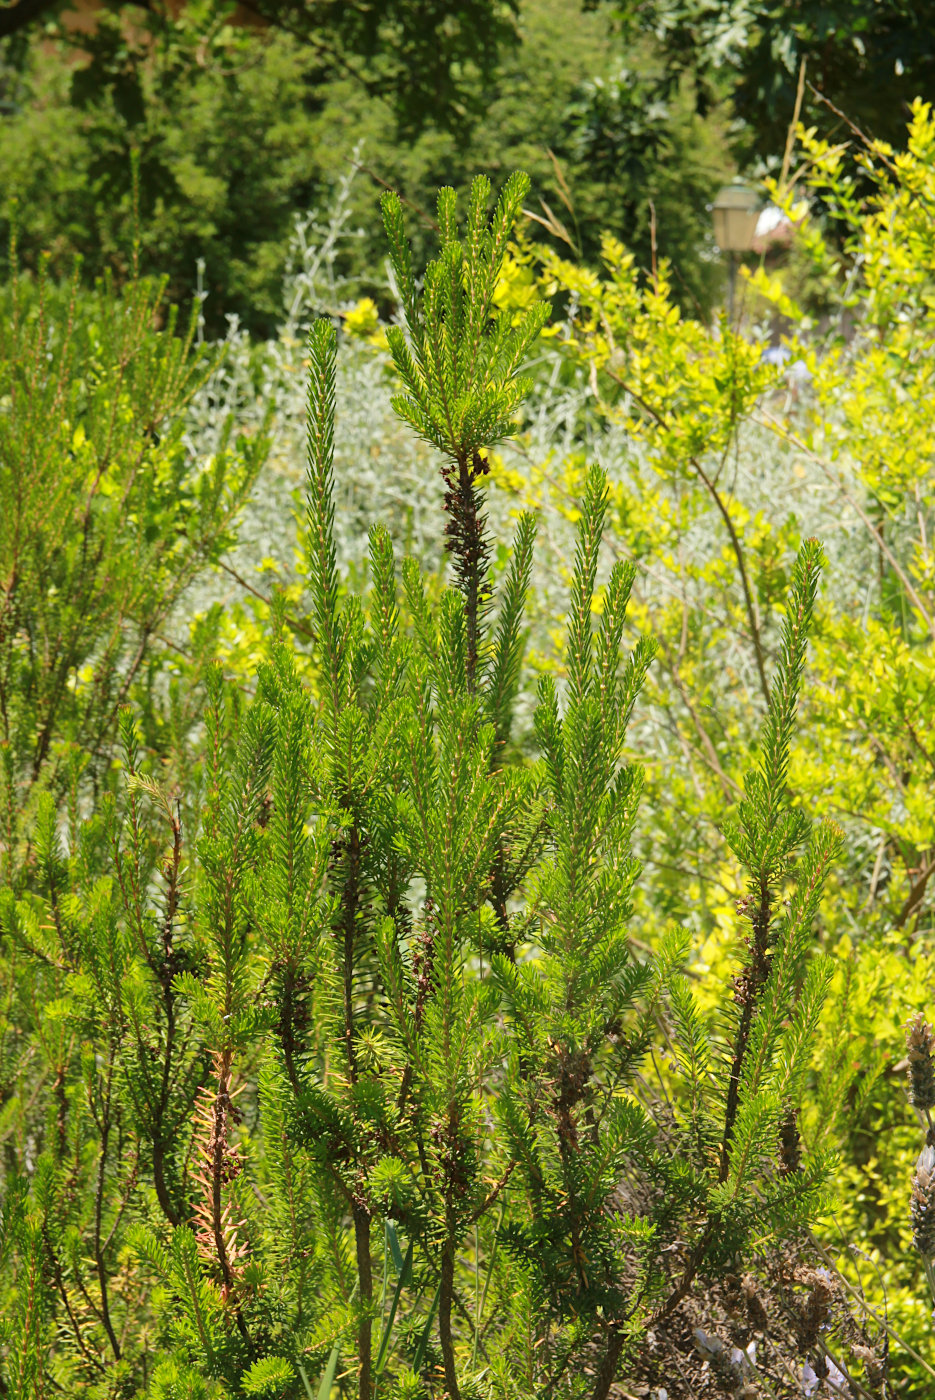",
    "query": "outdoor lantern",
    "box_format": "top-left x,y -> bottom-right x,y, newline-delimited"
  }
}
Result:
711,182 -> 761,320
712,182 -> 761,252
